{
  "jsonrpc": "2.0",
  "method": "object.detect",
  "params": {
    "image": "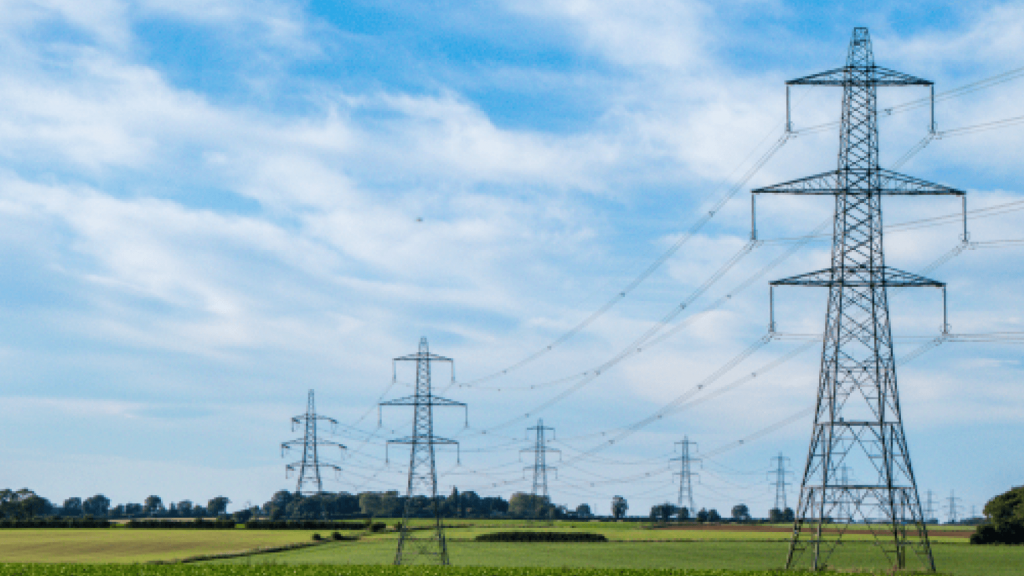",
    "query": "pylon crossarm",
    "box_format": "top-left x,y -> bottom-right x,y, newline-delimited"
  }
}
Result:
753,170 -> 840,195
281,439 -> 303,455
788,66 -> 930,87
394,352 -> 453,363
877,170 -> 964,195
770,267 -> 943,288
754,169 -> 964,196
